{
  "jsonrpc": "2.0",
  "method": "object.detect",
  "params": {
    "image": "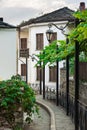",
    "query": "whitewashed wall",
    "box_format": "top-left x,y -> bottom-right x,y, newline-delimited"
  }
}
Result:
17,28 -> 29,81
28,21 -> 67,88
0,29 -> 16,80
